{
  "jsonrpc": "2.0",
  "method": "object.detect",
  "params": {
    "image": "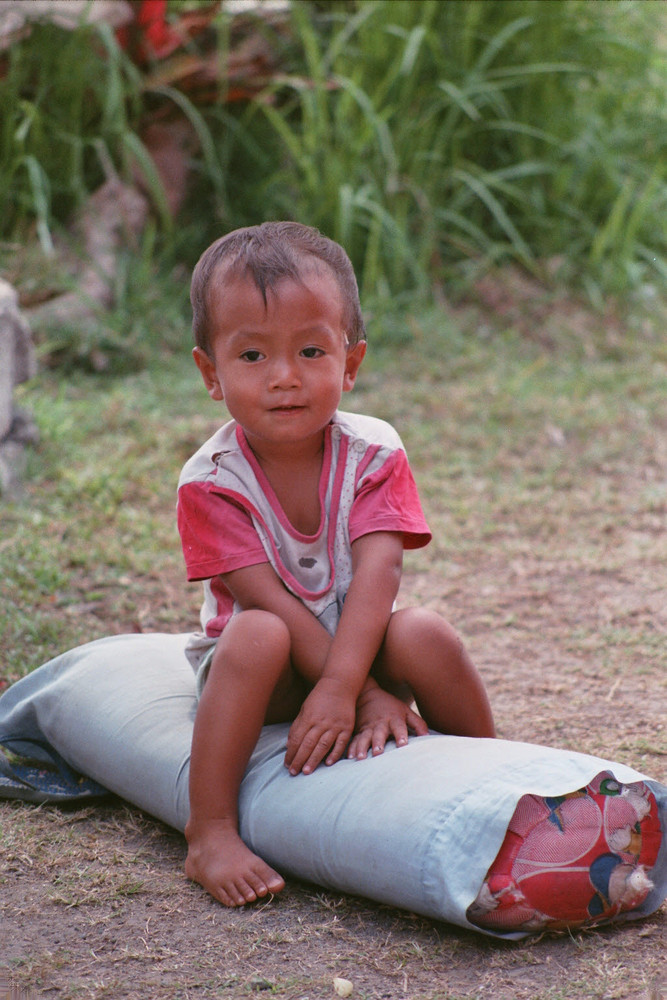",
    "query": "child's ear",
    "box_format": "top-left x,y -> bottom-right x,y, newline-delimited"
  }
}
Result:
342,340 -> 366,392
193,346 -> 224,401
